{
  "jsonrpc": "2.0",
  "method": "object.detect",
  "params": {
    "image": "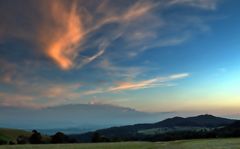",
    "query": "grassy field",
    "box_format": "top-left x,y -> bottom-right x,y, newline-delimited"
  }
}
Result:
0,138 -> 240,149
